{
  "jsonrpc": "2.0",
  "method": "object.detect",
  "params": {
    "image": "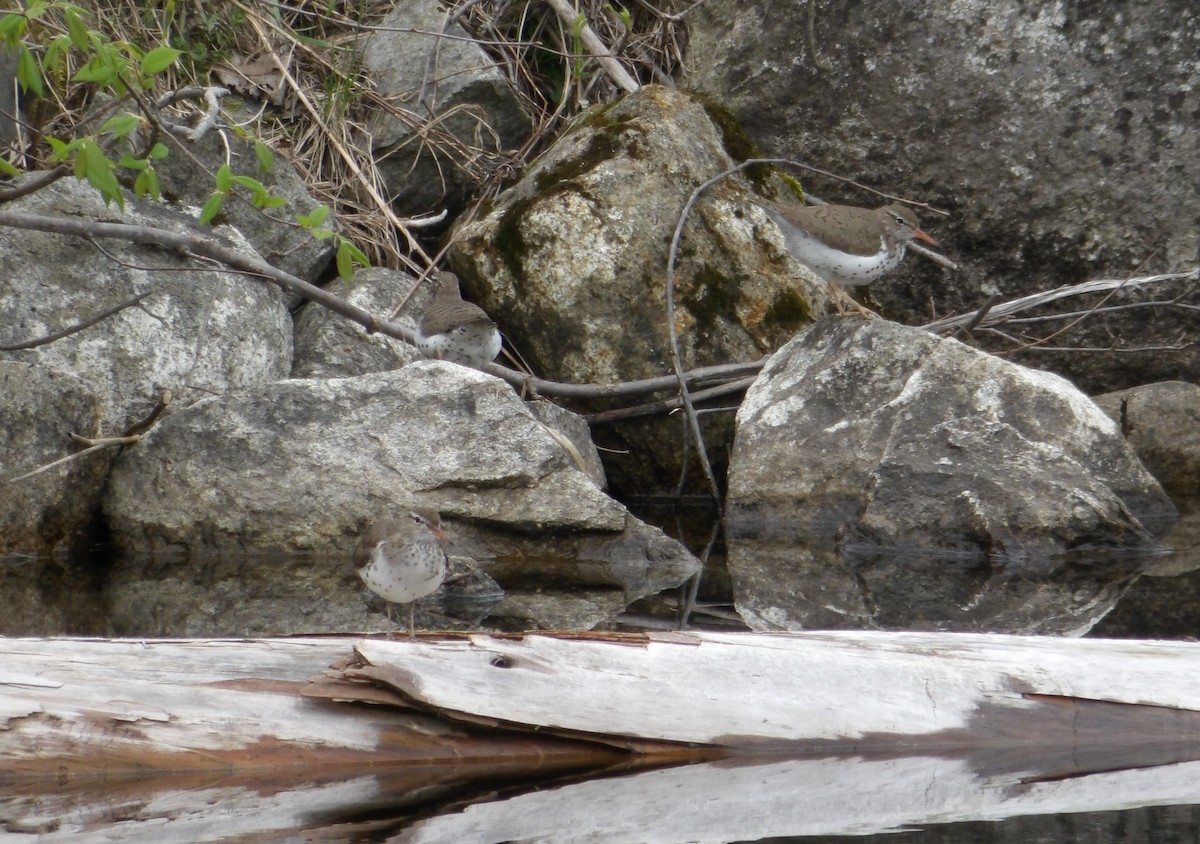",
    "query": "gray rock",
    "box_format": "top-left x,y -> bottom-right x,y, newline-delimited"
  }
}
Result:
0,361 -> 109,554
102,361 -> 698,633
727,319 -> 1175,554
449,85 -> 827,493
152,99 -> 335,298
292,266 -> 431,377
361,0 -> 532,215
526,398 -> 607,490
685,1 -> 1200,392
0,176 -> 292,434
724,318 -> 1178,633
1093,381 -> 1200,502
